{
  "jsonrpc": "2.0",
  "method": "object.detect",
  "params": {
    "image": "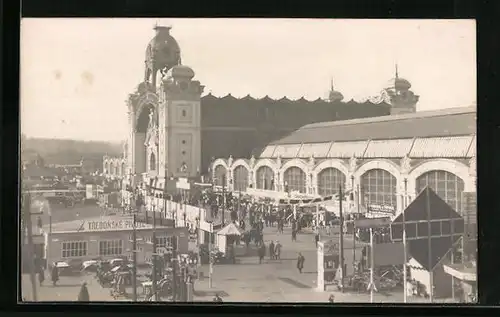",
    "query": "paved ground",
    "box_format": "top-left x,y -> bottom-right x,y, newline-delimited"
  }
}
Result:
191,226 -> 455,303
22,215 -> 454,303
